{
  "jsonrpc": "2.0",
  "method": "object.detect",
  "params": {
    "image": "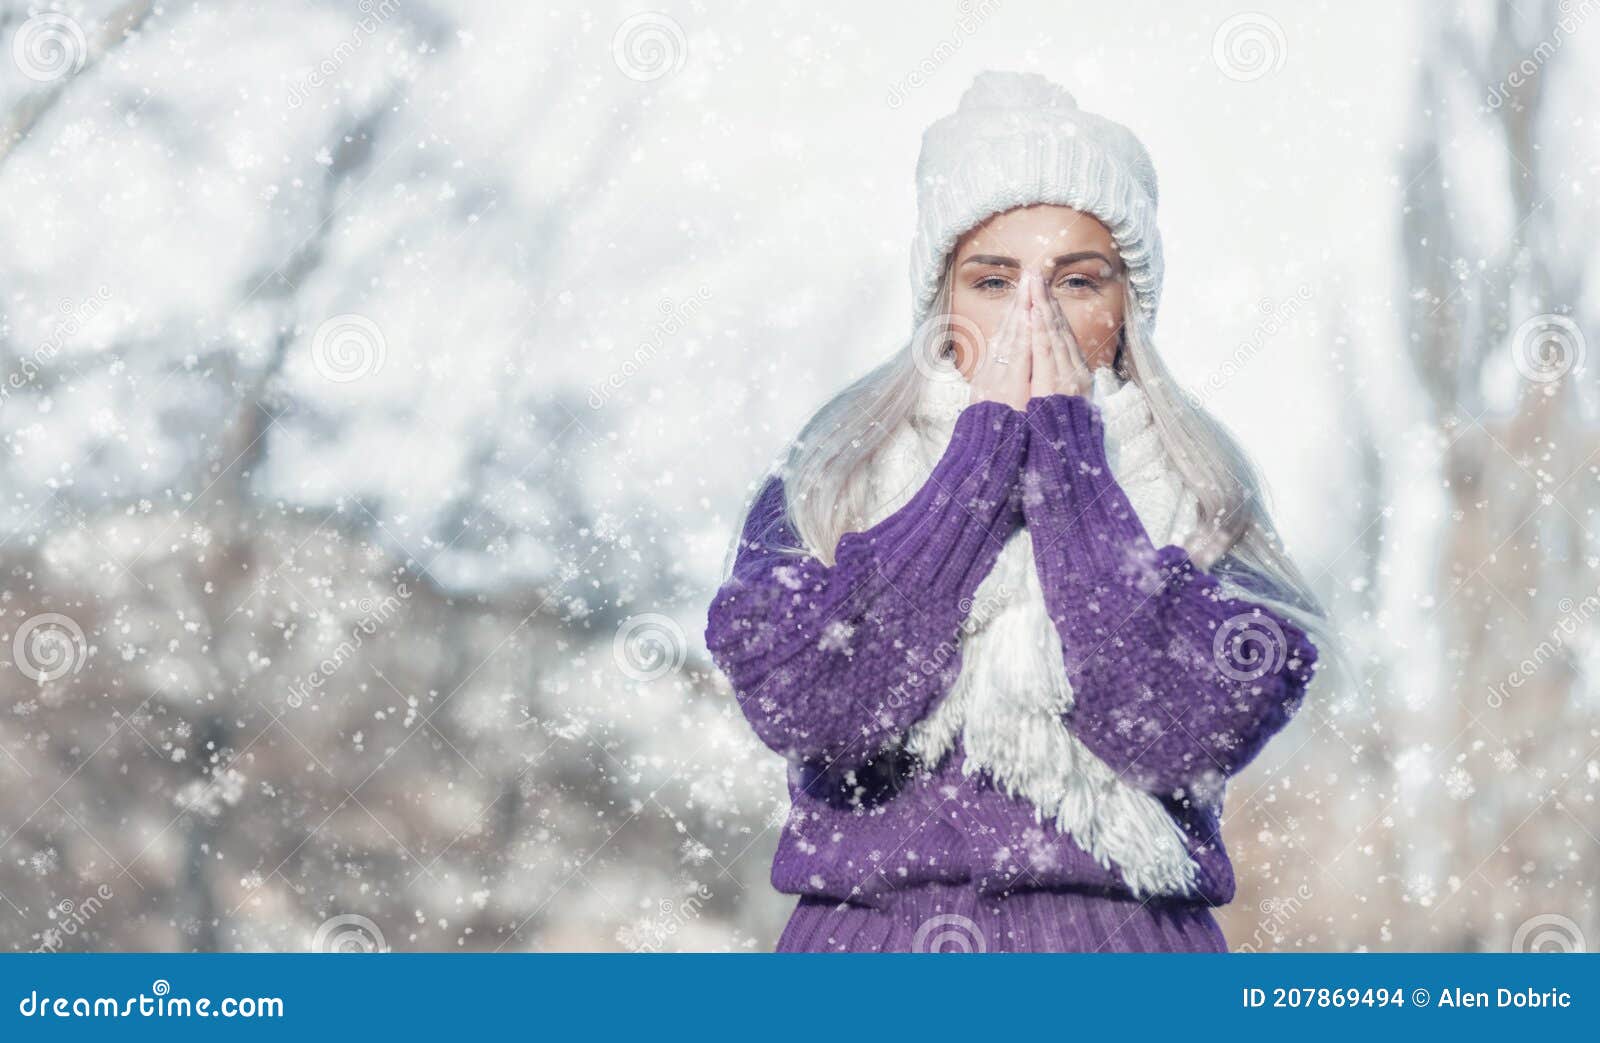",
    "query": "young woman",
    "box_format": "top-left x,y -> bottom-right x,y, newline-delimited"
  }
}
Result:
704,70 -> 1338,953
